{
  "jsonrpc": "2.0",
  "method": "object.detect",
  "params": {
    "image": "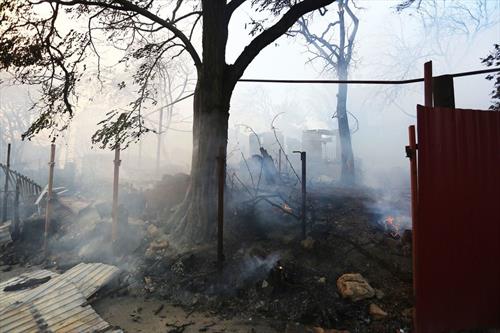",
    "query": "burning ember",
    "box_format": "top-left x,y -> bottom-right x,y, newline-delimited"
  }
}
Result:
384,215 -> 401,239
282,203 -> 293,214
